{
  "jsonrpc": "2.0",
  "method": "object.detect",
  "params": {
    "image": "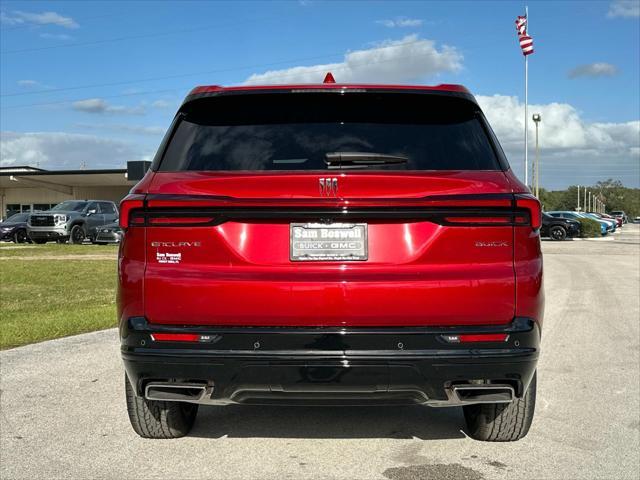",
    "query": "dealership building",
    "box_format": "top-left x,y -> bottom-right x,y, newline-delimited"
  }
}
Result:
0,162 -> 149,219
